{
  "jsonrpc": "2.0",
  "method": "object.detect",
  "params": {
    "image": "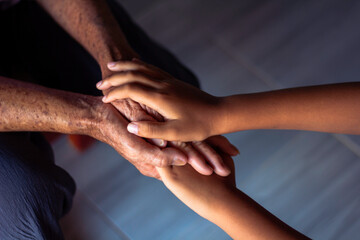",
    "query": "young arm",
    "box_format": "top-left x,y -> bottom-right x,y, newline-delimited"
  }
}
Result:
157,153 -> 309,240
218,83 -> 360,136
99,60 -> 360,141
